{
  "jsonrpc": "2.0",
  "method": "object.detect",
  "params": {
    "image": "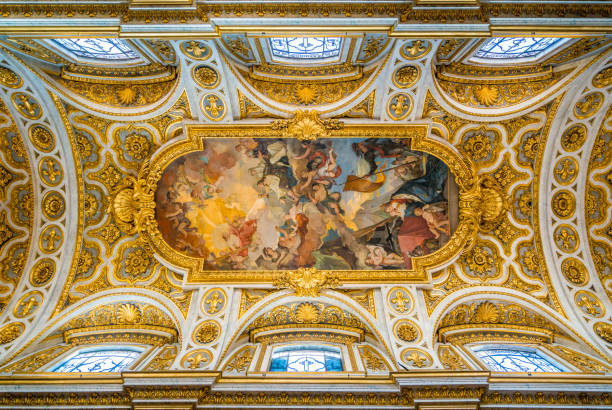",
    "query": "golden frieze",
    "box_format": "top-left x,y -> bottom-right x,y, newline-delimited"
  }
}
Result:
108,112 -> 502,287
